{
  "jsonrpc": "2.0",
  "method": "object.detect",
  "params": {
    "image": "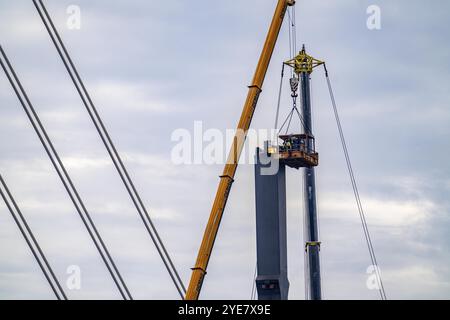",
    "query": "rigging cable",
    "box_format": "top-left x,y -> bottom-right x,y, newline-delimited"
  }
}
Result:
287,9 -> 292,65
286,7 -> 296,76
250,264 -> 257,300
292,4 -> 297,56
323,64 -> 387,300
274,64 -> 285,131
278,76 -> 308,135
33,0 -> 186,298
279,6 -> 306,136
0,175 -> 67,300
0,45 -> 132,300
